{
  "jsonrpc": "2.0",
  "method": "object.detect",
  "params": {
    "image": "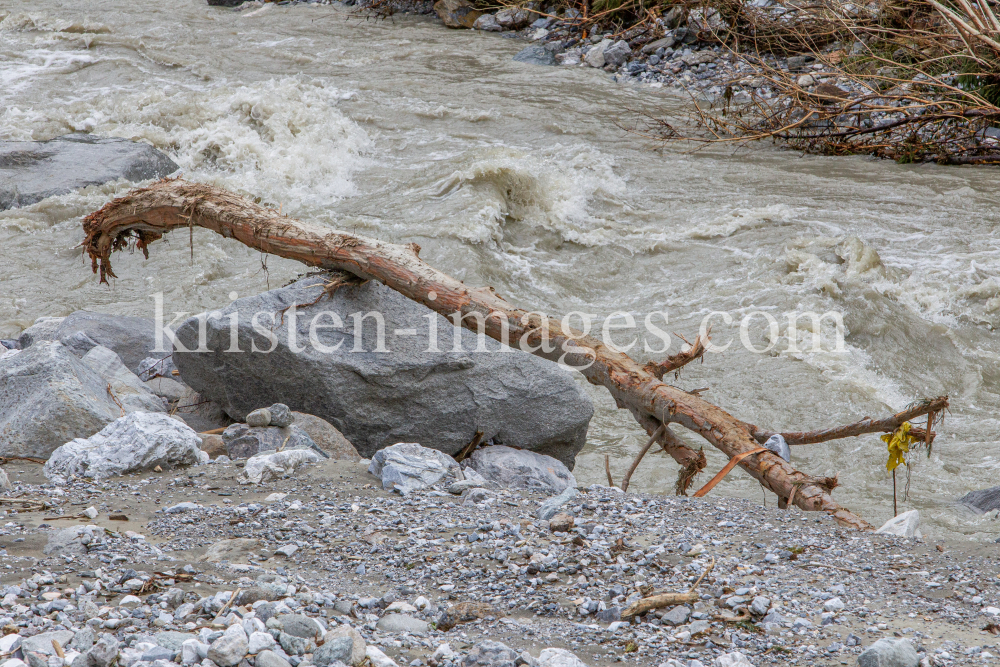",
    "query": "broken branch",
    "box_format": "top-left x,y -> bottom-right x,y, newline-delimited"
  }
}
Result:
81,179 -> 896,530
